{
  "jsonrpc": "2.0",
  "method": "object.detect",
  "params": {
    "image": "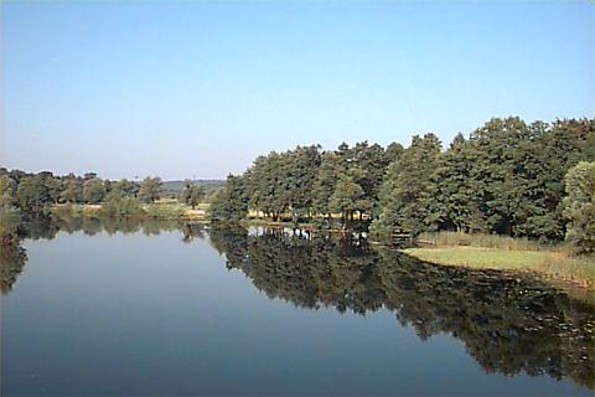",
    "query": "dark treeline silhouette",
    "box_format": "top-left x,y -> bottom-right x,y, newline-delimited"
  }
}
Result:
209,226 -> 595,389
209,117 -> 594,249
